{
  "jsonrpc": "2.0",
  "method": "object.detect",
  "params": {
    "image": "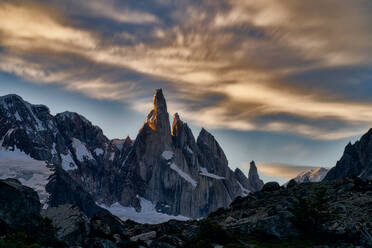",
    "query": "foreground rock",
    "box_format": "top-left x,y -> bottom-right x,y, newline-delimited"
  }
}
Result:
0,179 -> 65,247
2,177 -> 371,247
